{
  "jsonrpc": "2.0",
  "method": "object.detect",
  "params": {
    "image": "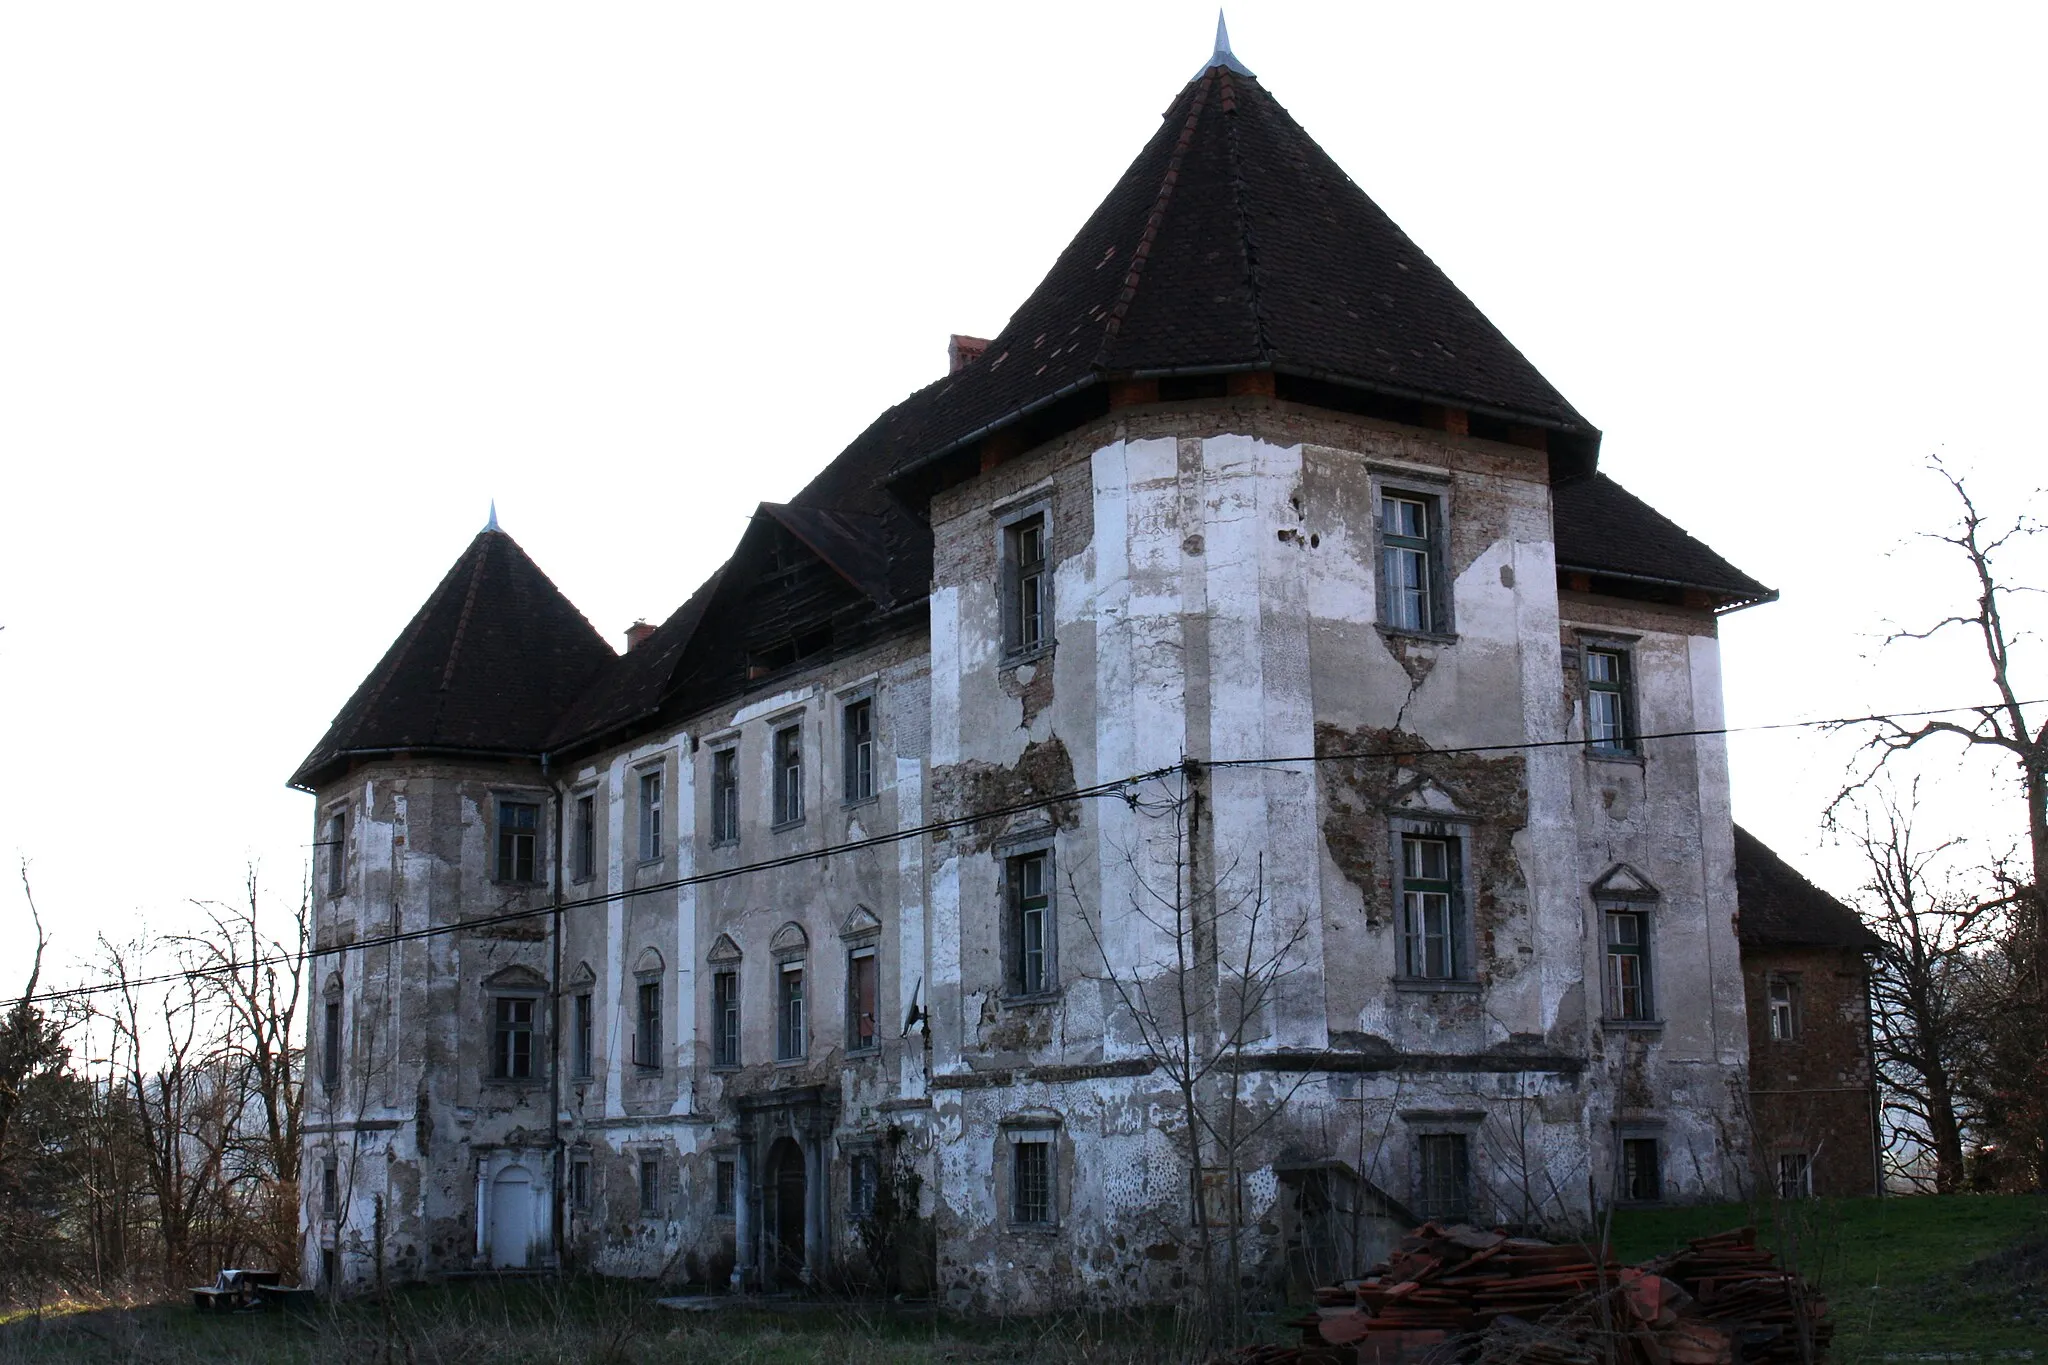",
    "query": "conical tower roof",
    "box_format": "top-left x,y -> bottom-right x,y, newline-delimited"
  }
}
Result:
290,525 -> 614,789
883,42 -> 1596,485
